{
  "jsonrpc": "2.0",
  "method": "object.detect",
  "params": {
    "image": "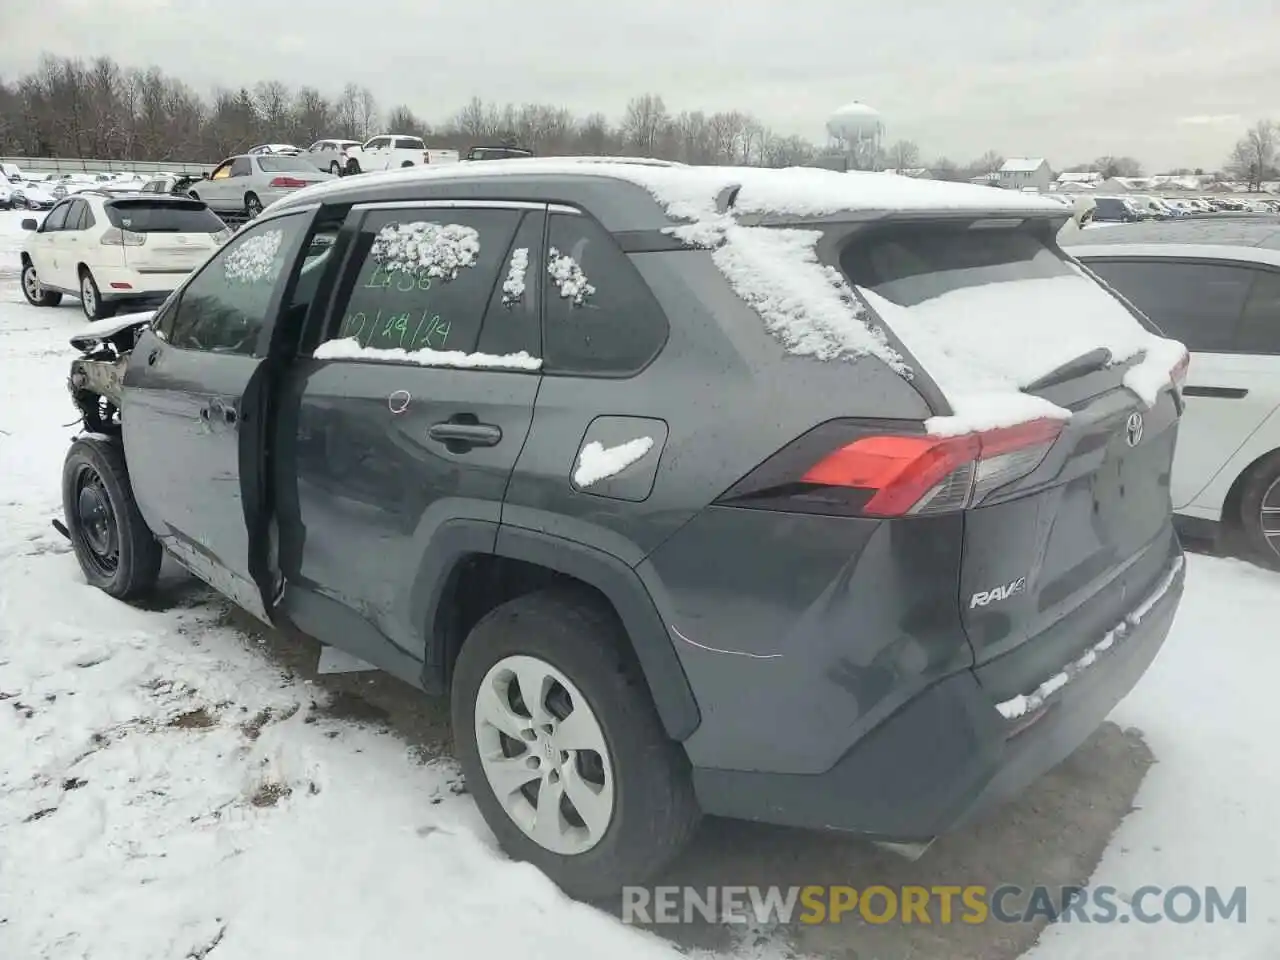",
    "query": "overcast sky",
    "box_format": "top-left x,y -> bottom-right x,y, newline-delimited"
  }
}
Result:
2,0 -> 1276,171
